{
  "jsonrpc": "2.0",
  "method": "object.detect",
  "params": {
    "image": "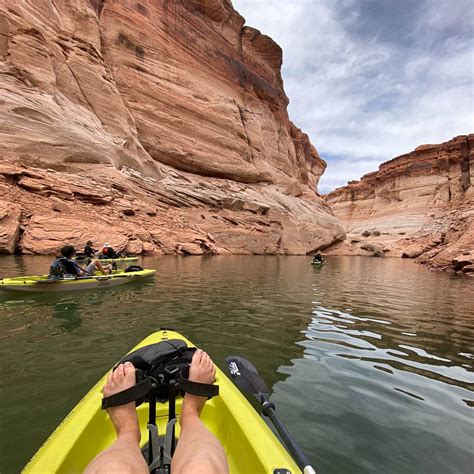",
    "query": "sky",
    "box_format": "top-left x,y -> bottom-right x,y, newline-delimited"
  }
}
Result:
232,0 -> 474,193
